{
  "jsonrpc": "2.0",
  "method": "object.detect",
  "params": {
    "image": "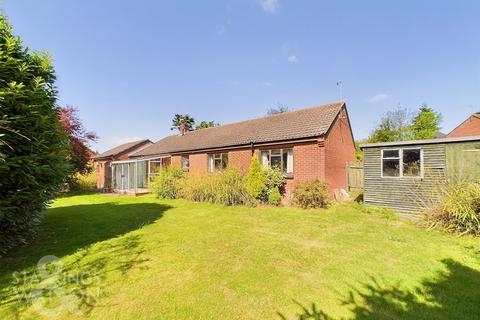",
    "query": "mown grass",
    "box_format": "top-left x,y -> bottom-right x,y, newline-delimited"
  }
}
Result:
0,194 -> 479,319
